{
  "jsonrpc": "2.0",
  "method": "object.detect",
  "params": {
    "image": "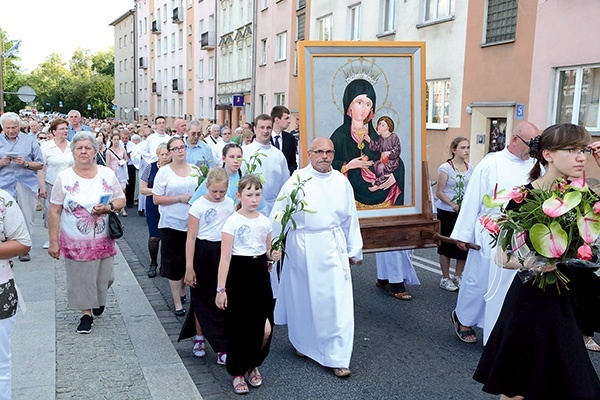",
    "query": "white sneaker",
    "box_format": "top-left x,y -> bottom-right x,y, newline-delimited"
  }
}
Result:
451,274 -> 462,288
193,338 -> 206,358
440,277 -> 458,292
43,241 -> 50,249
